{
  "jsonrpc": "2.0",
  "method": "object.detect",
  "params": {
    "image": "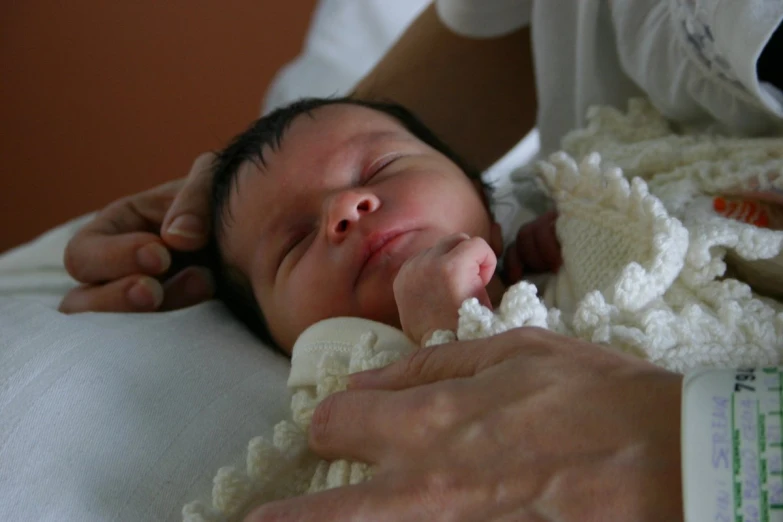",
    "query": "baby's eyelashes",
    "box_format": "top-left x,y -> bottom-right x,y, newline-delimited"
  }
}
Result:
361,153 -> 403,184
